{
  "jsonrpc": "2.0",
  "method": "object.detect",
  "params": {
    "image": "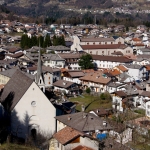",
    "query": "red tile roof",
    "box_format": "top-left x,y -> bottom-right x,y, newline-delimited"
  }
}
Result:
53,127 -> 83,145
81,44 -> 127,50
72,145 -> 94,150
116,65 -> 128,72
